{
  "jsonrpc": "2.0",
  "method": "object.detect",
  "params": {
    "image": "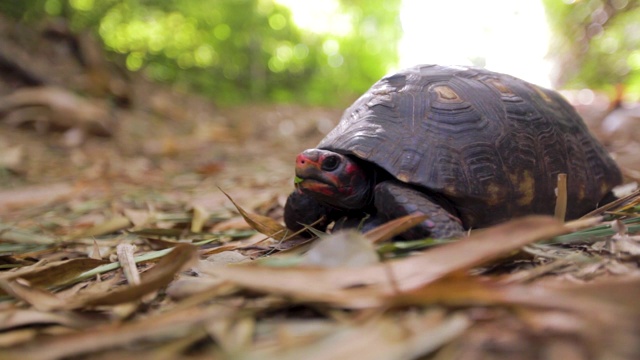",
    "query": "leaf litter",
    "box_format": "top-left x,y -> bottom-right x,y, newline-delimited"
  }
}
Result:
1,16 -> 640,359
